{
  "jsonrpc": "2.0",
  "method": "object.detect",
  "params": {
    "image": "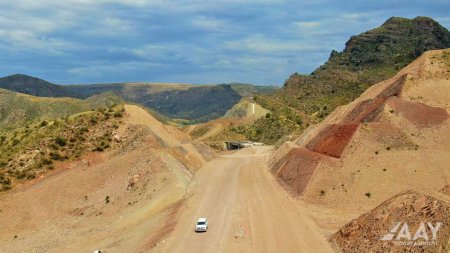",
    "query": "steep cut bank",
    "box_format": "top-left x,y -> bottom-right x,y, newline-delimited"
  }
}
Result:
271,48 -> 450,212
0,105 -> 216,252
